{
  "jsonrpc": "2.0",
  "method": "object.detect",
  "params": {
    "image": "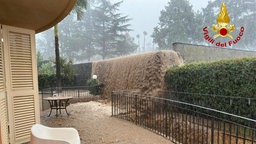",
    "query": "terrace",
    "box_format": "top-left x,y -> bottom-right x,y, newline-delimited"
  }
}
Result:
38,87 -> 256,144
